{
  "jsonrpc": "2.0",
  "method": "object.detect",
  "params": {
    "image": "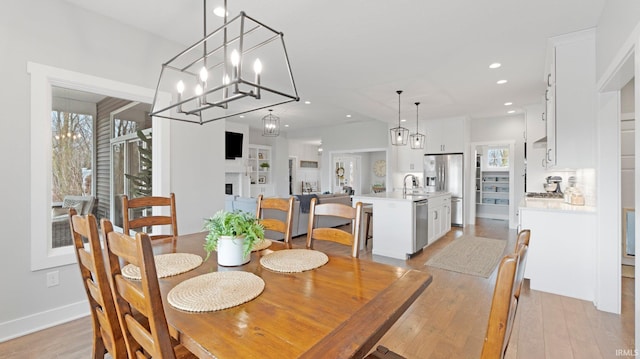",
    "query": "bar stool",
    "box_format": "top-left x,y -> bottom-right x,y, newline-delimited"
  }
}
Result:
363,205 -> 373,247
